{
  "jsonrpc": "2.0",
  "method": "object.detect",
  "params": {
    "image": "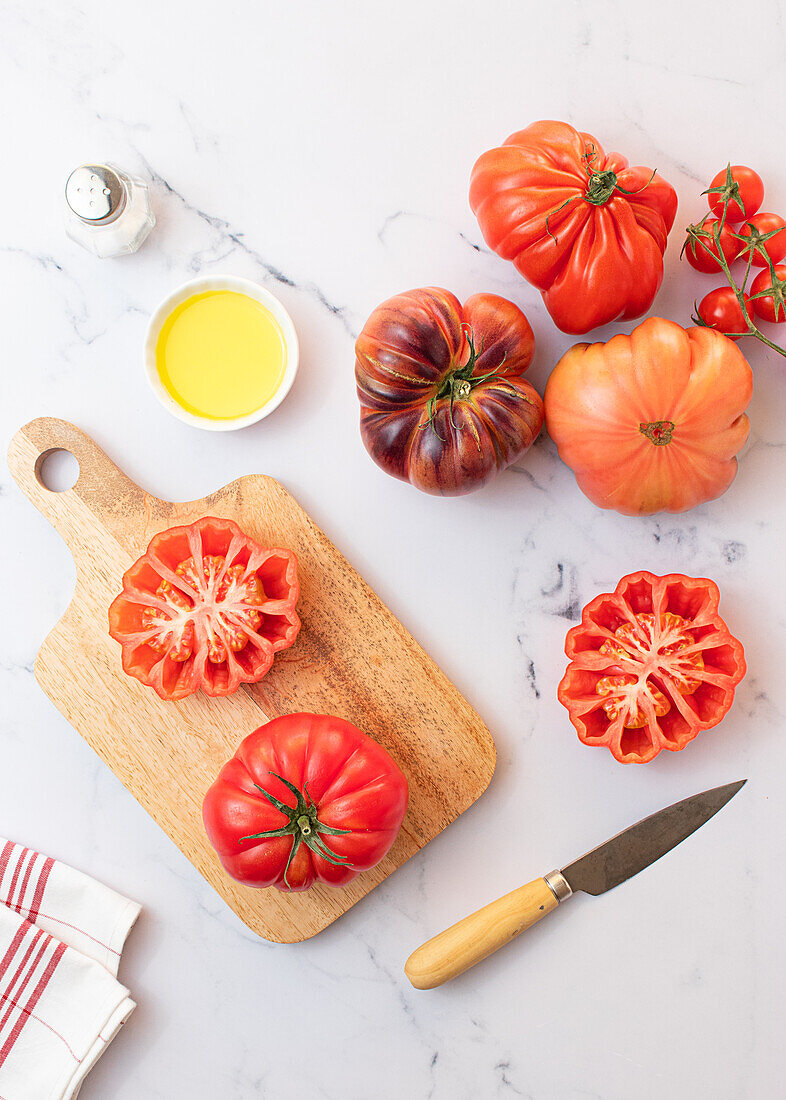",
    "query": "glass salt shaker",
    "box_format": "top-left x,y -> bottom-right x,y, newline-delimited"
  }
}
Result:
64,163 -> 155,258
